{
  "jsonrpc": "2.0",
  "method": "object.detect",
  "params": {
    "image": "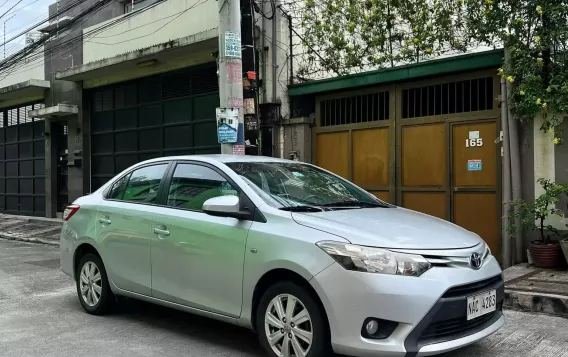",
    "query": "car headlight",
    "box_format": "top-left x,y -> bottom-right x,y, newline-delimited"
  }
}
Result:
316,241 -> 431,277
